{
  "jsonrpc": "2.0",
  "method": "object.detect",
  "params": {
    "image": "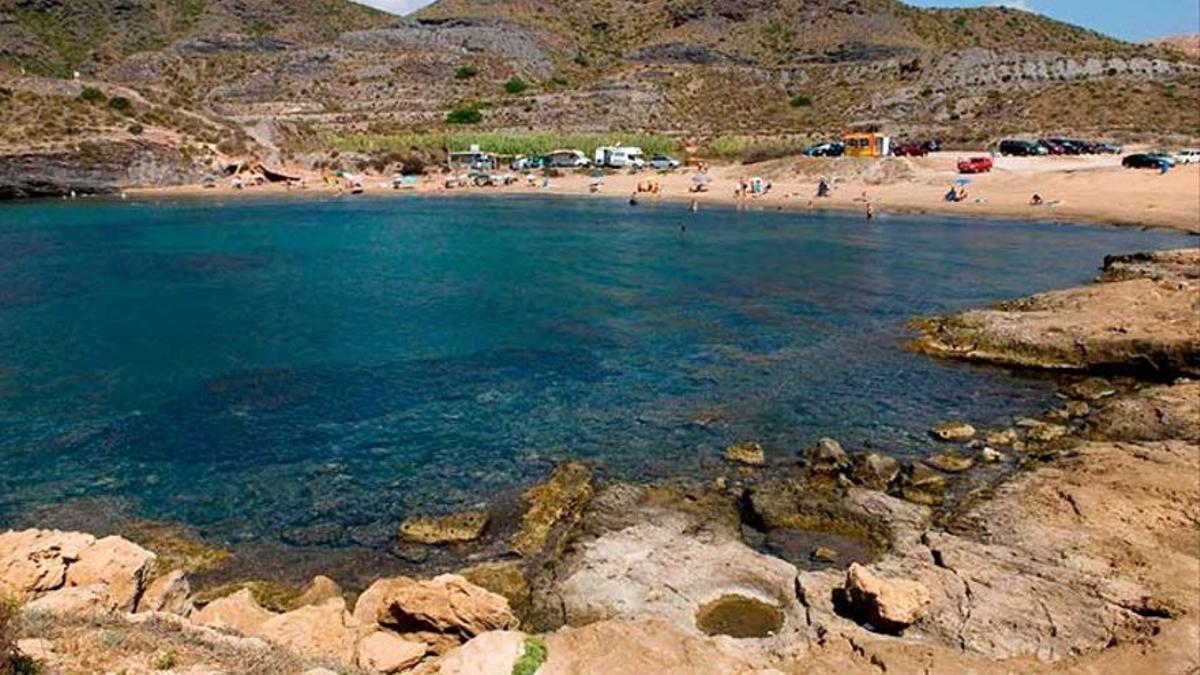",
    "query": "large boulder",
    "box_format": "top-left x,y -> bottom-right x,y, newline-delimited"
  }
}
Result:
0,530 -> 94,600
65,535 -> 157,612
257,597 -> 358,663
193,588 -> 277,635
0,530 -> 155,612
353,575 -> 519,642
836,563 -> 930,633
427,630 -> 527,675
138,569 -> 192,615
21,585 -> 109,617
